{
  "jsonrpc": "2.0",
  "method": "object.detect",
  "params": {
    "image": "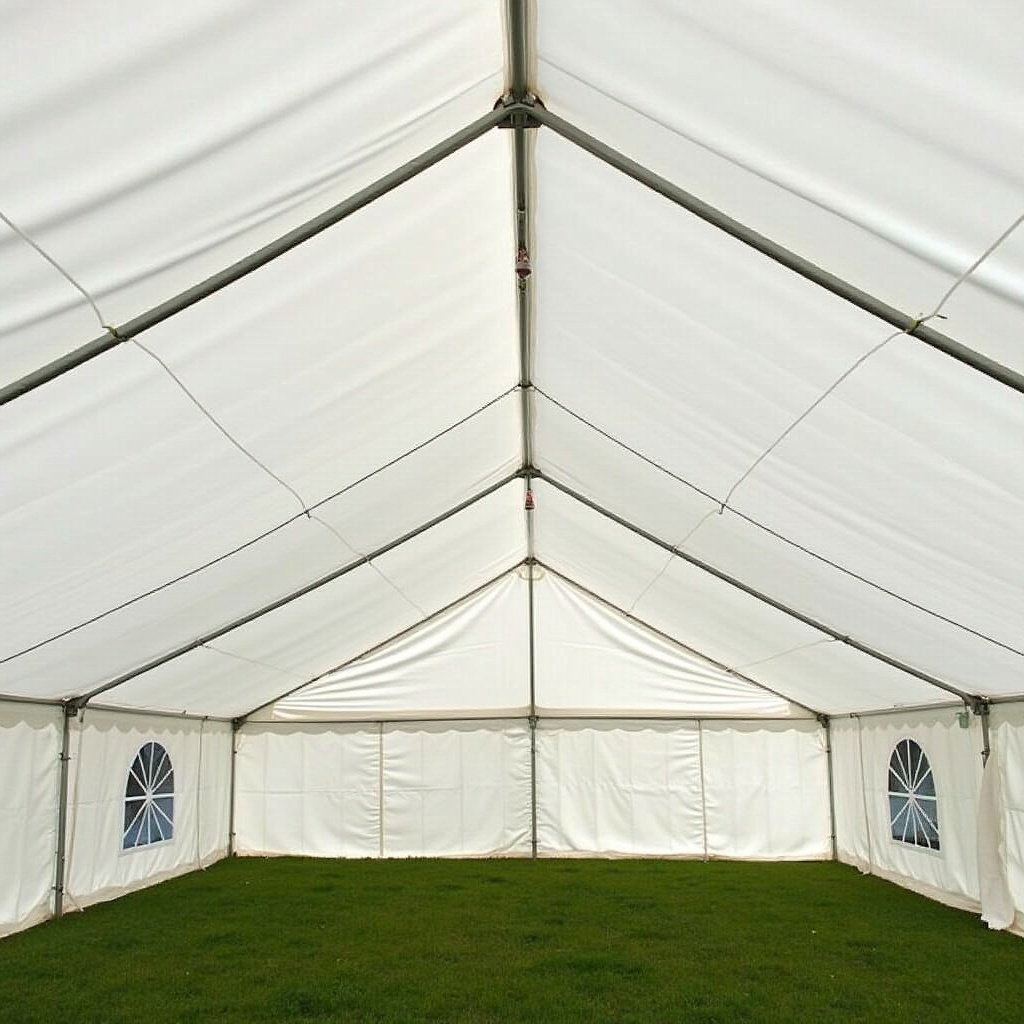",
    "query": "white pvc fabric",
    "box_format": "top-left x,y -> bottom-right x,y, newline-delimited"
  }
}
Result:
537,719 -> 829,860
236,718 -> 828,863
0,702 -> 60,938
2,0 -> 1024,939
62,711 -> 232,912
235,721 -> 532,859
